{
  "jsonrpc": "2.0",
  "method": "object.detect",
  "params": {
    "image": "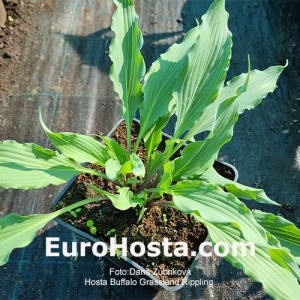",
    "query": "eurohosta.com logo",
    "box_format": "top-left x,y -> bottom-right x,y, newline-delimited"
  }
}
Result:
45,237 -> 256,258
